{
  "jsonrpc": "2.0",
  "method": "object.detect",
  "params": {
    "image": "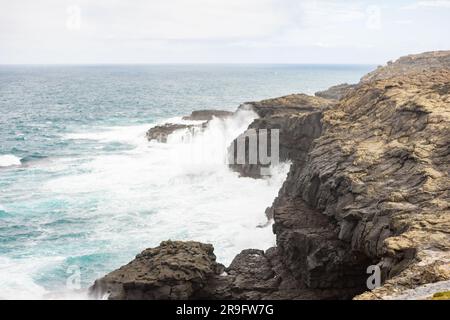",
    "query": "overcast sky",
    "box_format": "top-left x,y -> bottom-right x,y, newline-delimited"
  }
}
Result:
1,0 -> 449,64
